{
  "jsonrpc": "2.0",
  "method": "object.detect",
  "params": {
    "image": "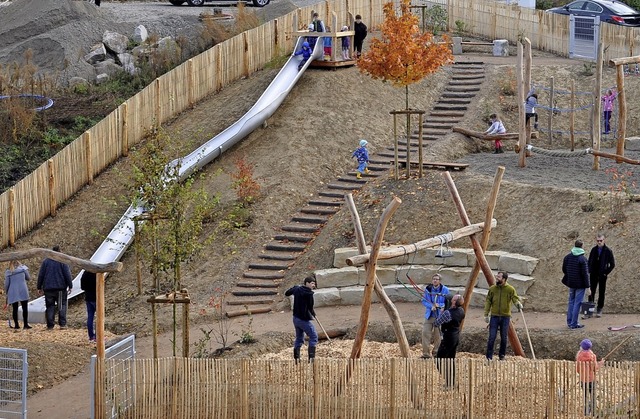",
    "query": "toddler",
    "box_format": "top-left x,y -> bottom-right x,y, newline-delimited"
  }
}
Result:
341,26 -> 350,60
352,139 -> 370,179
485,113 -> 506,154
576,339 -> 604,416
